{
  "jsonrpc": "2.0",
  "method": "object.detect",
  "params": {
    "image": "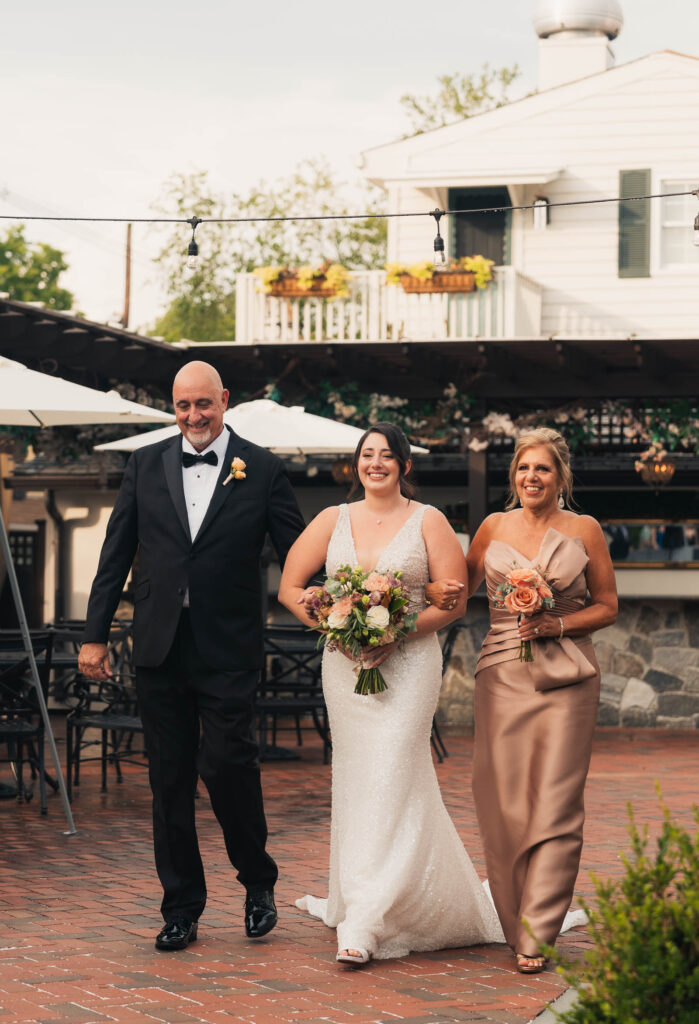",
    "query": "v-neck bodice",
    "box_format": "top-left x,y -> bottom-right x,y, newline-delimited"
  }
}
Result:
326,503 -> 431,613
